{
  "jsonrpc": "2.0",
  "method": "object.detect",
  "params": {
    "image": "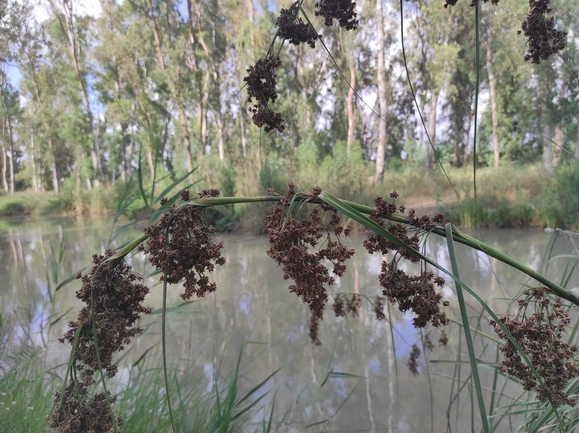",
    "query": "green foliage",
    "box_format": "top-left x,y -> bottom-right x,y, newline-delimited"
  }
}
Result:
317,140 -> 367,202
0,192 -> 38,215
0,348 -> 280,433
441,195 -> 536,228
0,353 -> 56,433
296,138 -> 319,180
539,162 -> 579,230
259,154 -> 289,194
